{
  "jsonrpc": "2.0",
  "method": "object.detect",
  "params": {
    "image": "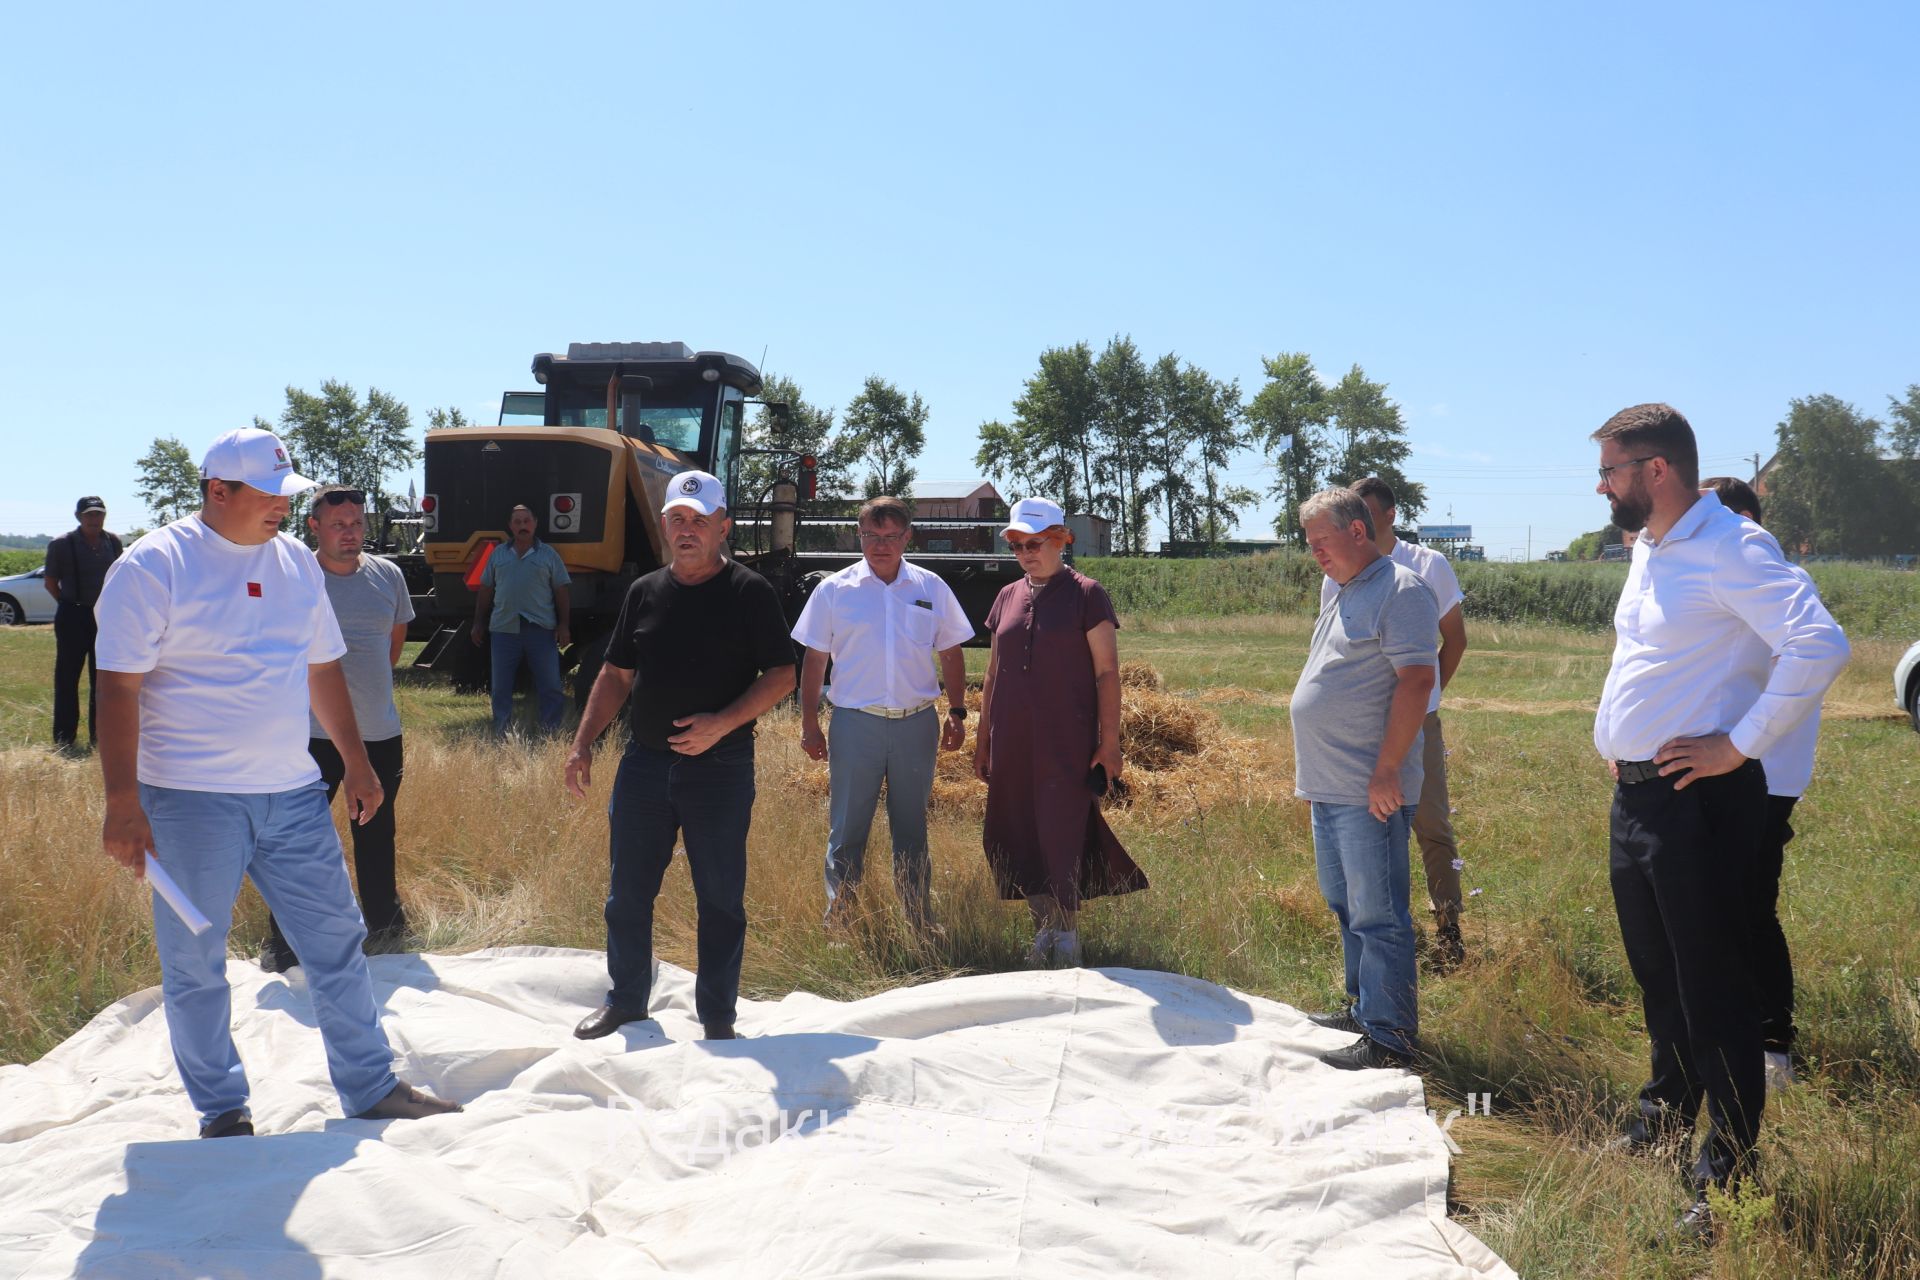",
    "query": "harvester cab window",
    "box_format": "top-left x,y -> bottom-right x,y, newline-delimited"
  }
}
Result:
627,406 -> 704,453
498,392 -> 545,426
